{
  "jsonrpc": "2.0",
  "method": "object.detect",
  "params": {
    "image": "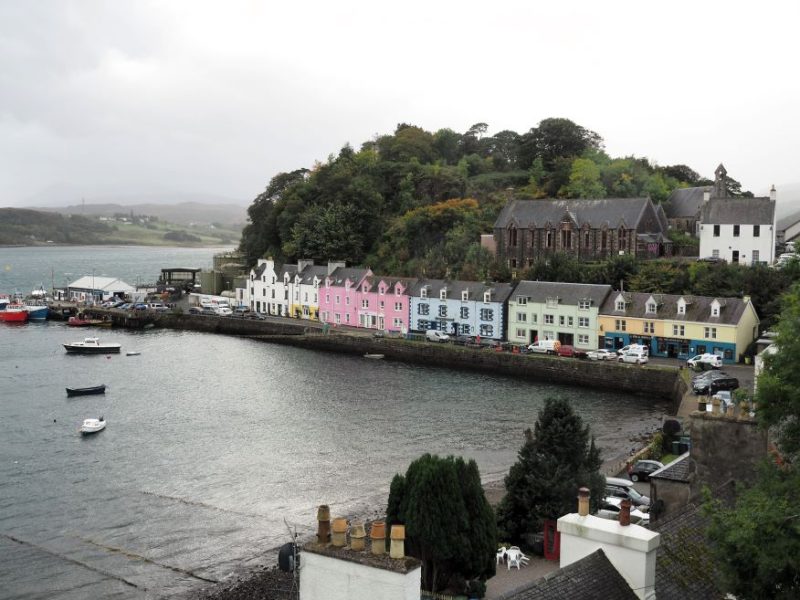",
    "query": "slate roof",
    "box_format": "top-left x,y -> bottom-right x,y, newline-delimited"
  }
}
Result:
650,452 -> 692,483
664,186 -> 712,219
252,262 -> 268,277
777,209 -> 800,231
512,281 -> 612,306
363,275 -> 418,292
700,197 -> 775,225
326,266 -> 370,287
296,264 -> 329,285
408,278 -> 514,303
504,549 -> 637,600
655,202 -> 670,231
494,198 -> 658,230
599,291 -> 754,326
